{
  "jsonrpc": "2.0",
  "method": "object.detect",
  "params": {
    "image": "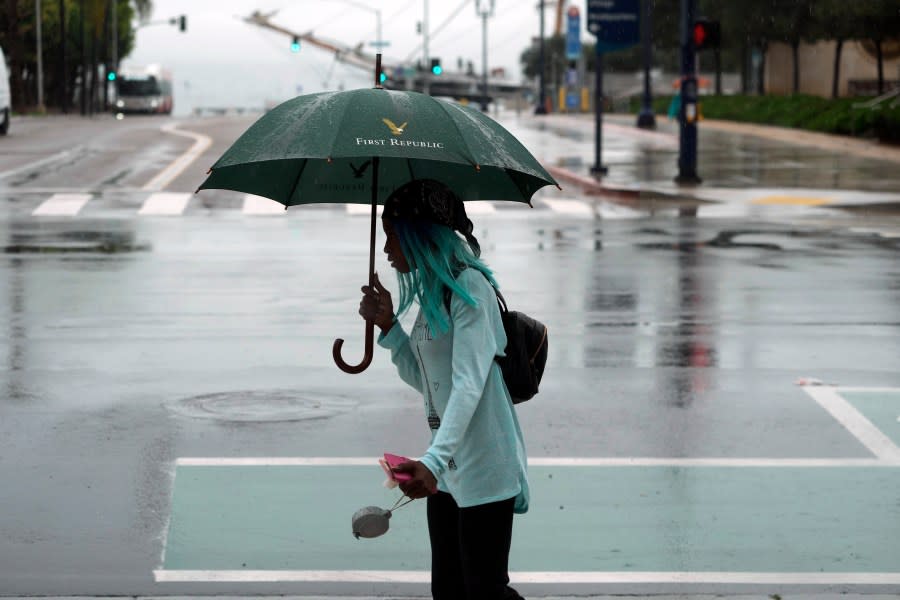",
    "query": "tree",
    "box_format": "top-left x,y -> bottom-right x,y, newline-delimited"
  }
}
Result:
0,0 -> 148,112
856,0 -> 900,95
765,0 -> 819,94
812,0 -> 866,98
